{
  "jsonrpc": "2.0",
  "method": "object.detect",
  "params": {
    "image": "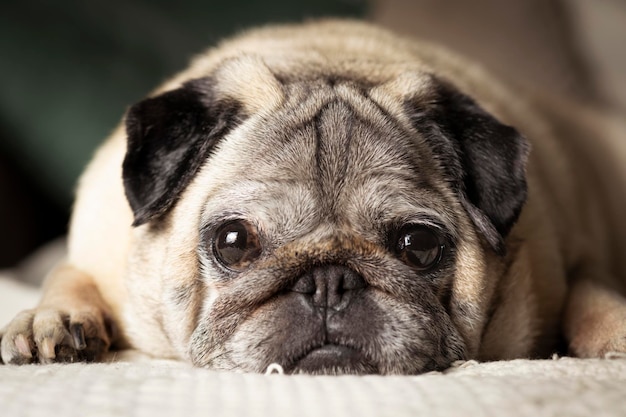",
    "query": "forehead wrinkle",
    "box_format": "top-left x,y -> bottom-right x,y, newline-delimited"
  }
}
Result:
309,95 -> 415,198
313,99 -> 355,218
300,85 -> 449,226
312,84 -> 461,239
